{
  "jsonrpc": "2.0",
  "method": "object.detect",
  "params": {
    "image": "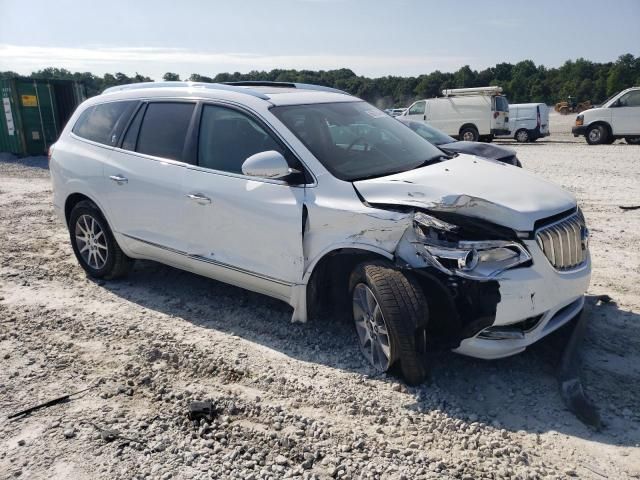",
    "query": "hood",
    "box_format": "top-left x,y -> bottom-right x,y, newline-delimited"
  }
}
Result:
353,154 -> 576,231
440,141 -> 516,161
